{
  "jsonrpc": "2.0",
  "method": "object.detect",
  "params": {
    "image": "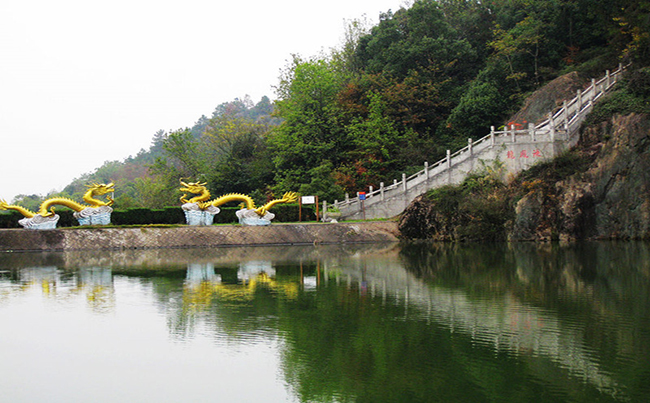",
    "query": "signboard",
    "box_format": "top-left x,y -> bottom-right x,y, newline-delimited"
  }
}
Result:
358,192 -> 366,201
299,195 -> 319,222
